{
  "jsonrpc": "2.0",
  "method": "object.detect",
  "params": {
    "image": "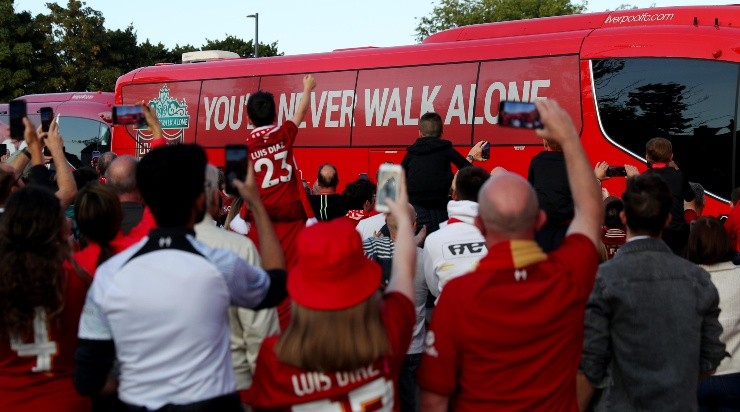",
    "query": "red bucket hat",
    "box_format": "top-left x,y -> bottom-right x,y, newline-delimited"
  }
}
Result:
288,219 -> 381,310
